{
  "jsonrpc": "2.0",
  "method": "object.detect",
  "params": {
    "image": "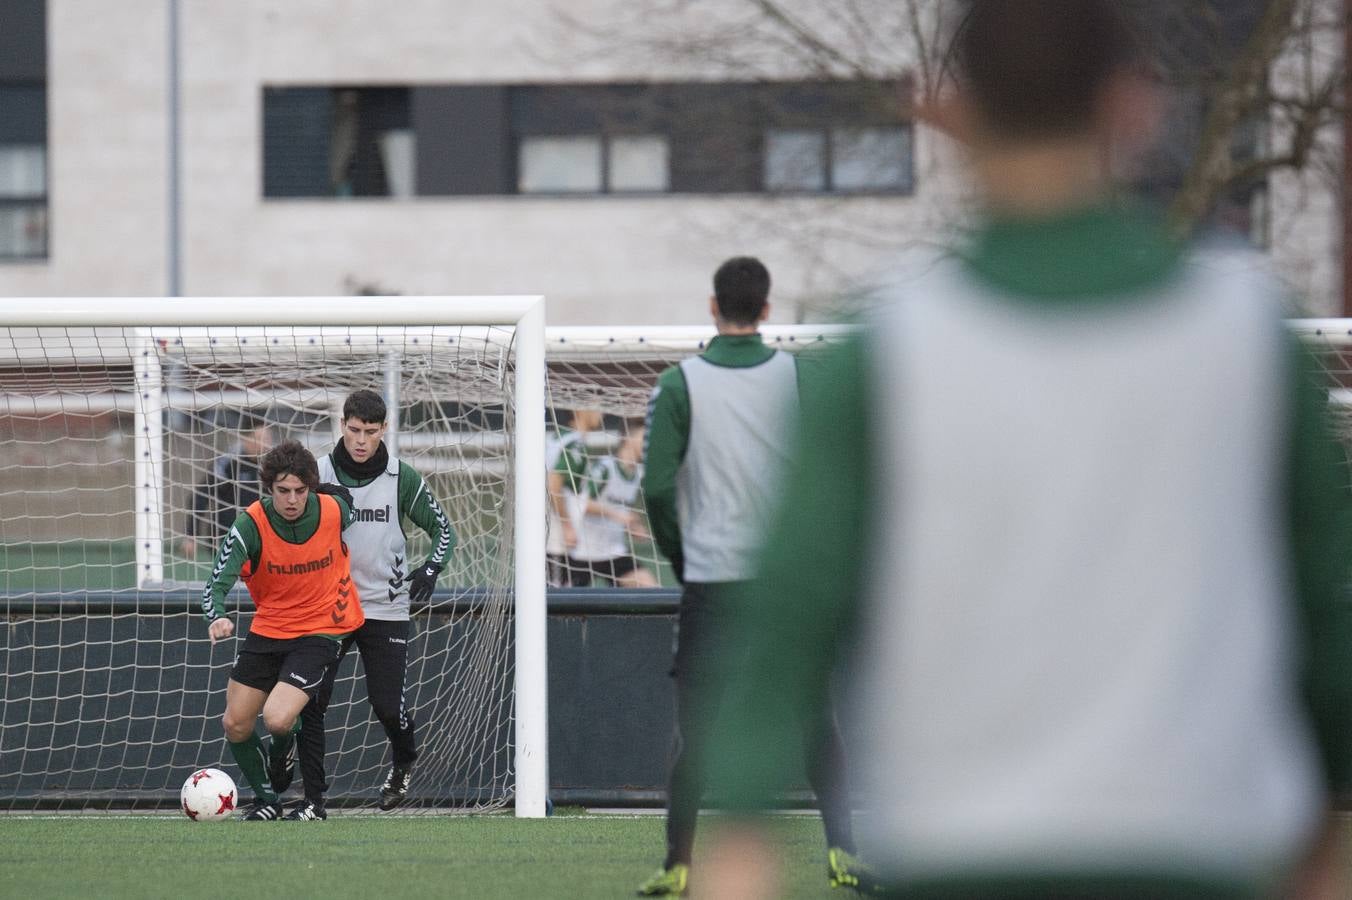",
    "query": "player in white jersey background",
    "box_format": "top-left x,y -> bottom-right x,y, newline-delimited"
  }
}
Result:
699,2 -> 1352,898
300,389 -> 457,810
548,407 -> 603,586
569,421 -> 657,587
